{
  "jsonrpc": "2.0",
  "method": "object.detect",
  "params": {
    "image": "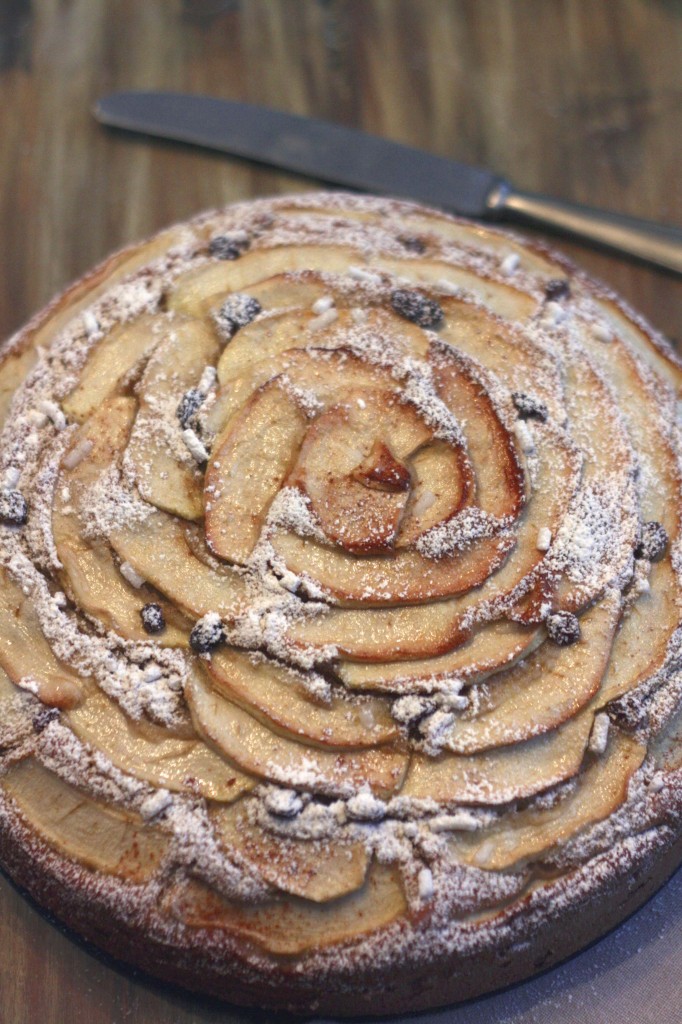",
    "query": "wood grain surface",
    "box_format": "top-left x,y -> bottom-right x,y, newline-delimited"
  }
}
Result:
0,2 -> 681,1022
